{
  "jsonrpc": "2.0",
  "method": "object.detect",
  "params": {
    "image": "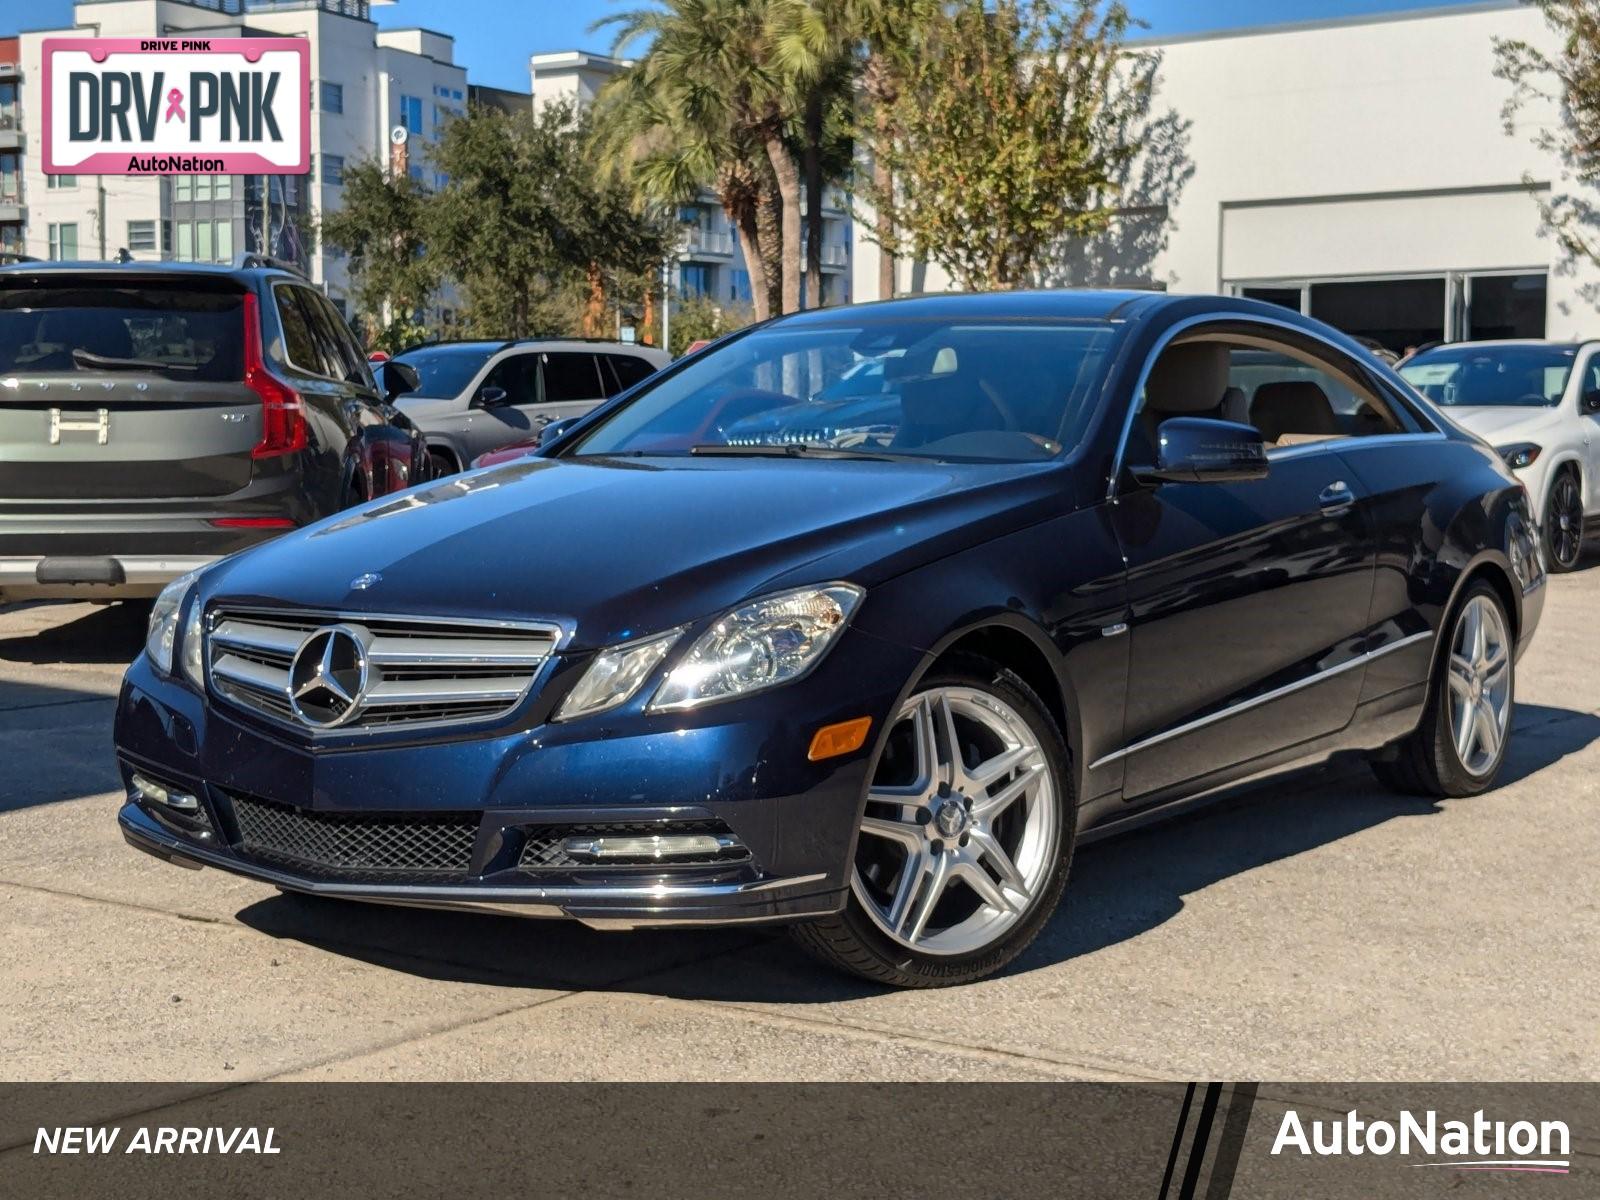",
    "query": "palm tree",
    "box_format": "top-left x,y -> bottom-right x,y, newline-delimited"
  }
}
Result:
594,0 -> 809,316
